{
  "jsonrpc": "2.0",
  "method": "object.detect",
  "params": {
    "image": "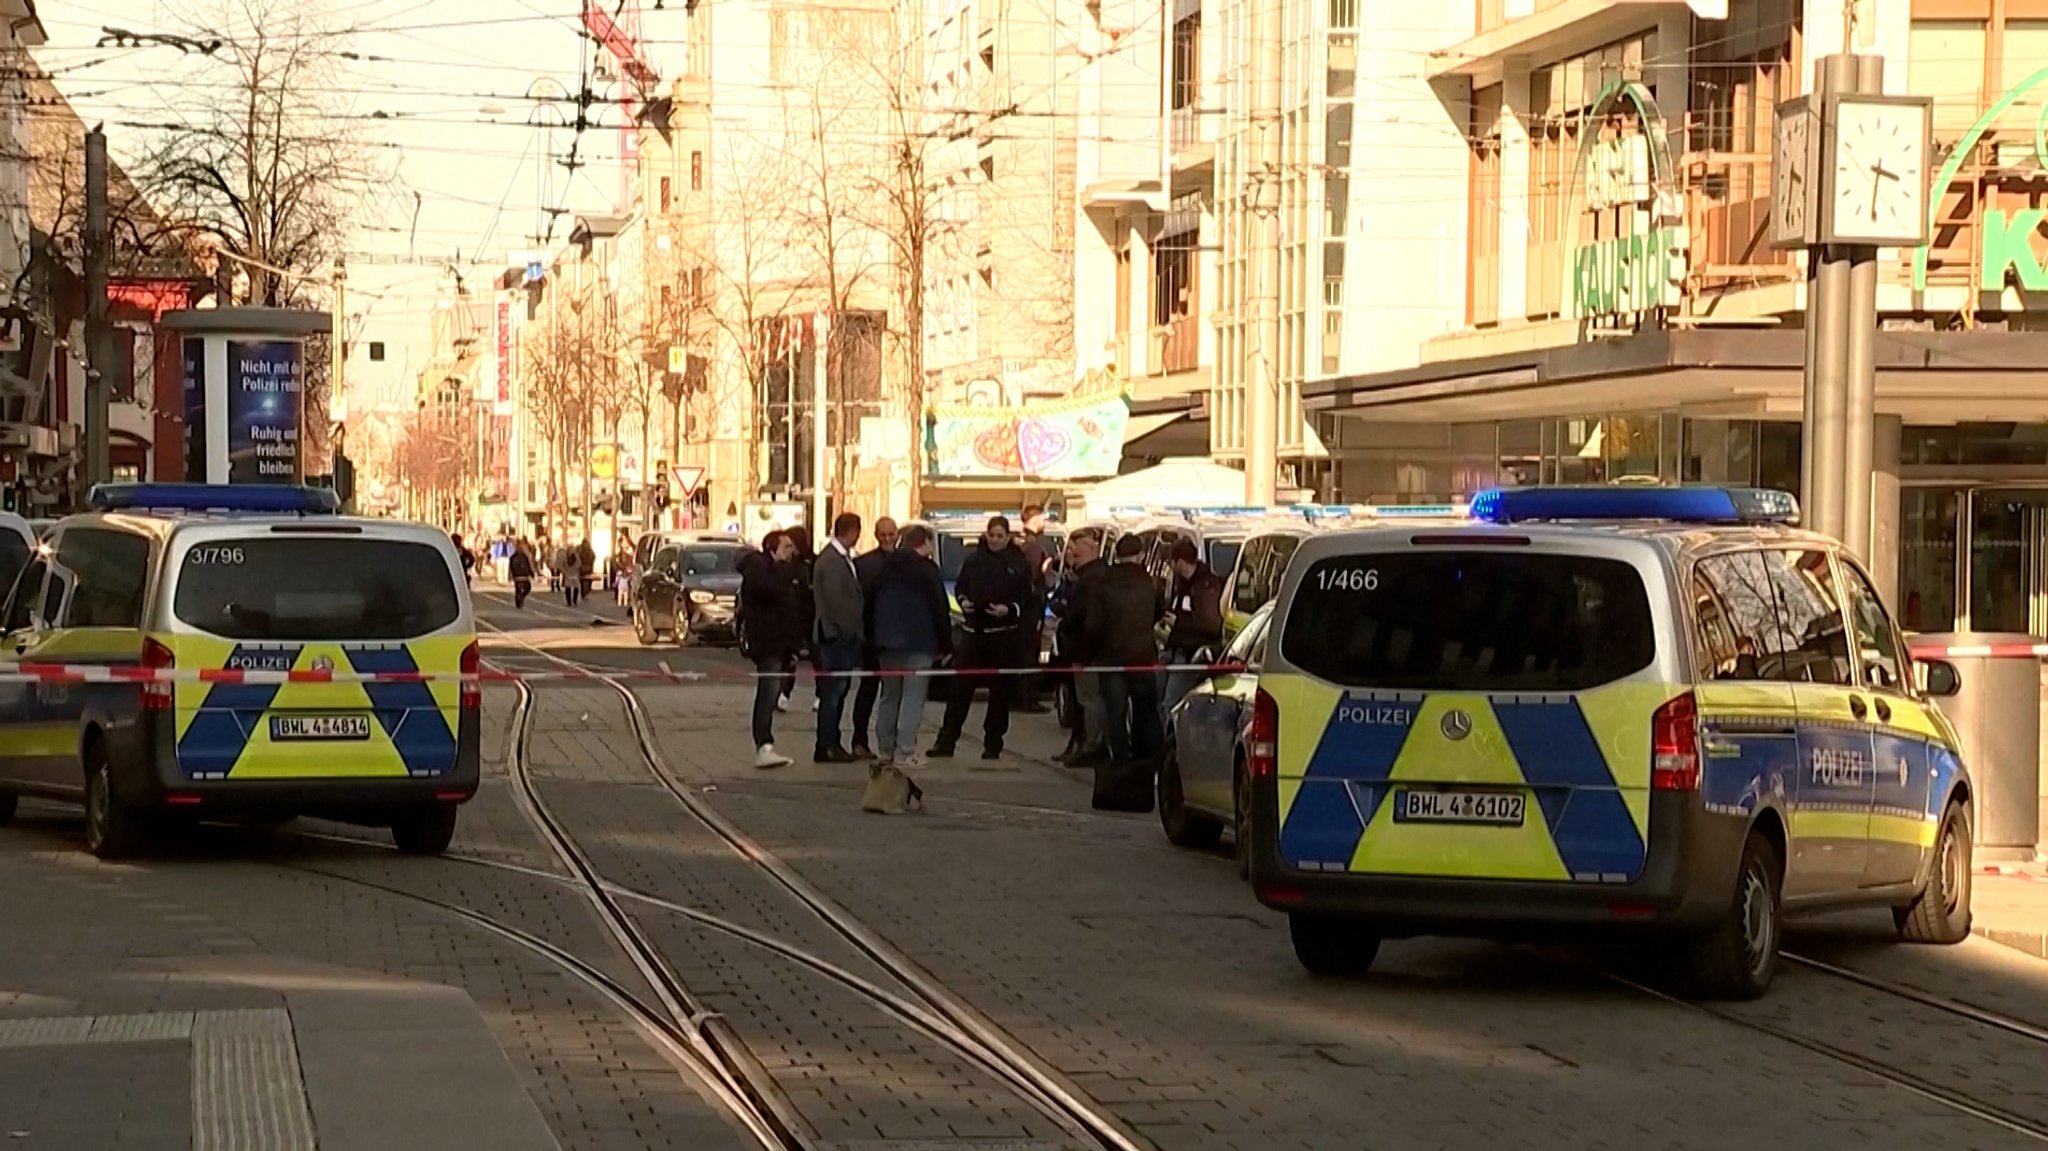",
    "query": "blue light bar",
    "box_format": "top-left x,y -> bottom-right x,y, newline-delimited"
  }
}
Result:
1368,503 -> 1468,519
1469,485 -> 1798,526
89,483 -> 341,515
